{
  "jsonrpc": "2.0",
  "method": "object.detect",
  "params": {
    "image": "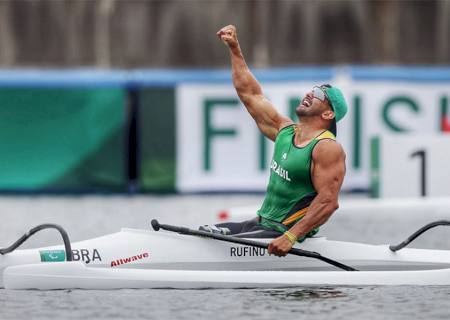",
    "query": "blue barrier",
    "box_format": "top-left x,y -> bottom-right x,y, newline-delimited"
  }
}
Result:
0,67 -> 335,87
1,66 -> 449,87
349,66 -> 450,82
